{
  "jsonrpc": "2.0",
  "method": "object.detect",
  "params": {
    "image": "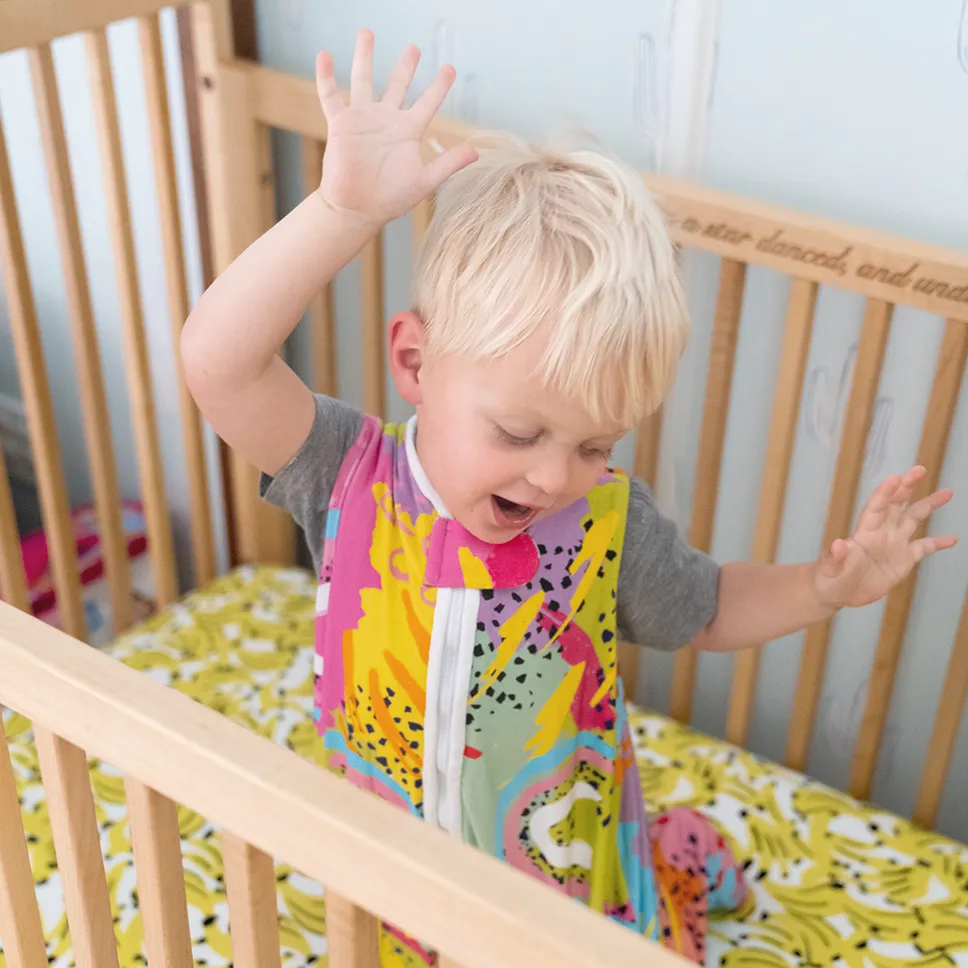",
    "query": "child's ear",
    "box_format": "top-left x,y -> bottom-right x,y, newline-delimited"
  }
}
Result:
387,311 -> 426,406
